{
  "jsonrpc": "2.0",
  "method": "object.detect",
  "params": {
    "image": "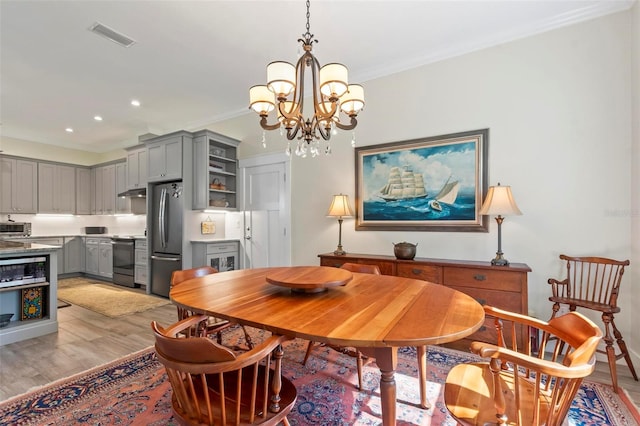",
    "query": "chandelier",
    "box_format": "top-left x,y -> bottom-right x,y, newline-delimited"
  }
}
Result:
249,0 -> 365,157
